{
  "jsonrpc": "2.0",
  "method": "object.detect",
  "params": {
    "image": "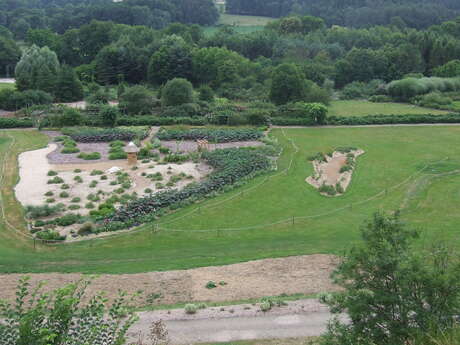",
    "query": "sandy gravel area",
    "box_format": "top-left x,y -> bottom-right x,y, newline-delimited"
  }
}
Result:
14,143 -> 56,207
162,140 -> 264,153
47,142 -> 112,164
0,110 -> 15,117
0,255 -> 338,307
